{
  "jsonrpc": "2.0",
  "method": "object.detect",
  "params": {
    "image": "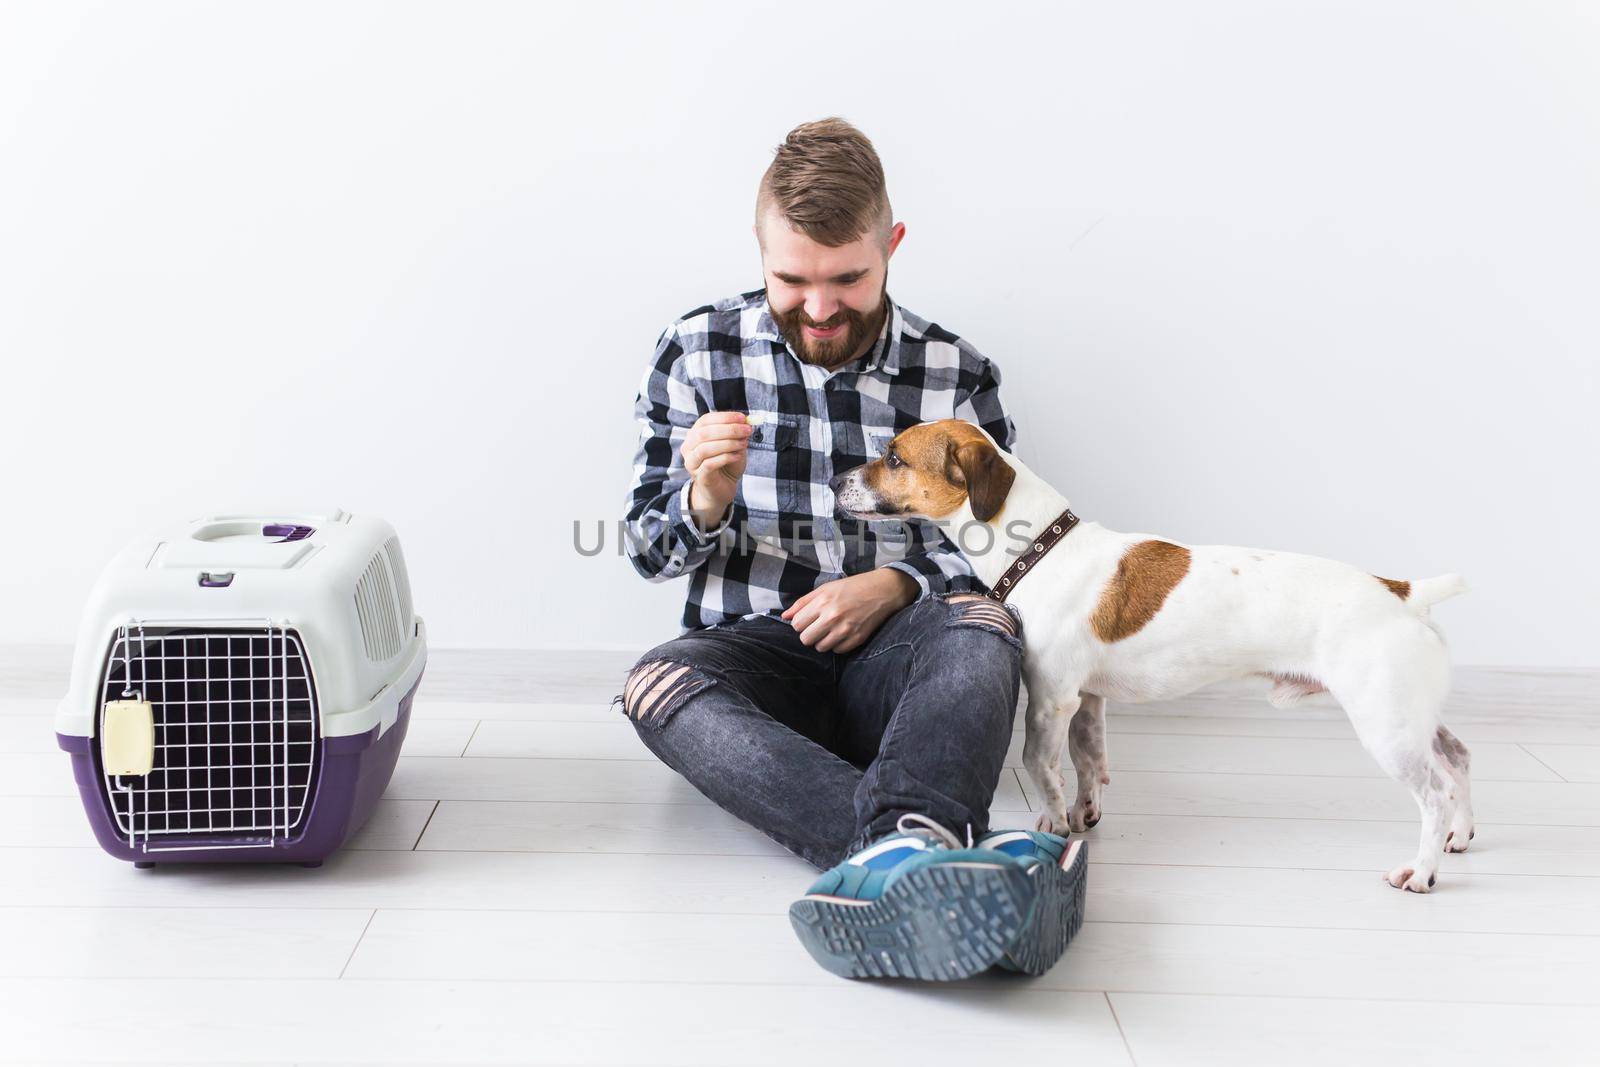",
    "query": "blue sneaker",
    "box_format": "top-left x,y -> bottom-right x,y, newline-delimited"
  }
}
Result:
976,829 -> 1088,975
788,813 -> 1038,981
